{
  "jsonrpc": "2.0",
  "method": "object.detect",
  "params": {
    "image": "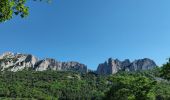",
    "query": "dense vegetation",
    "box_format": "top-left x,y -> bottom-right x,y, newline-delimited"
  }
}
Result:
0,71 -> 110,99
0,59 -> 170,99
